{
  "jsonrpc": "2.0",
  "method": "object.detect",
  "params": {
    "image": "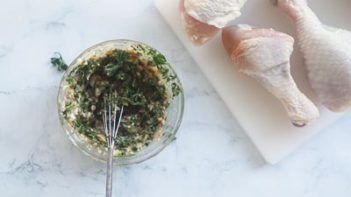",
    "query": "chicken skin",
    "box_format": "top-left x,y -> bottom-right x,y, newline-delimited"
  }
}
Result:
275,0 -> 351,112
222,25 -> 319,126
